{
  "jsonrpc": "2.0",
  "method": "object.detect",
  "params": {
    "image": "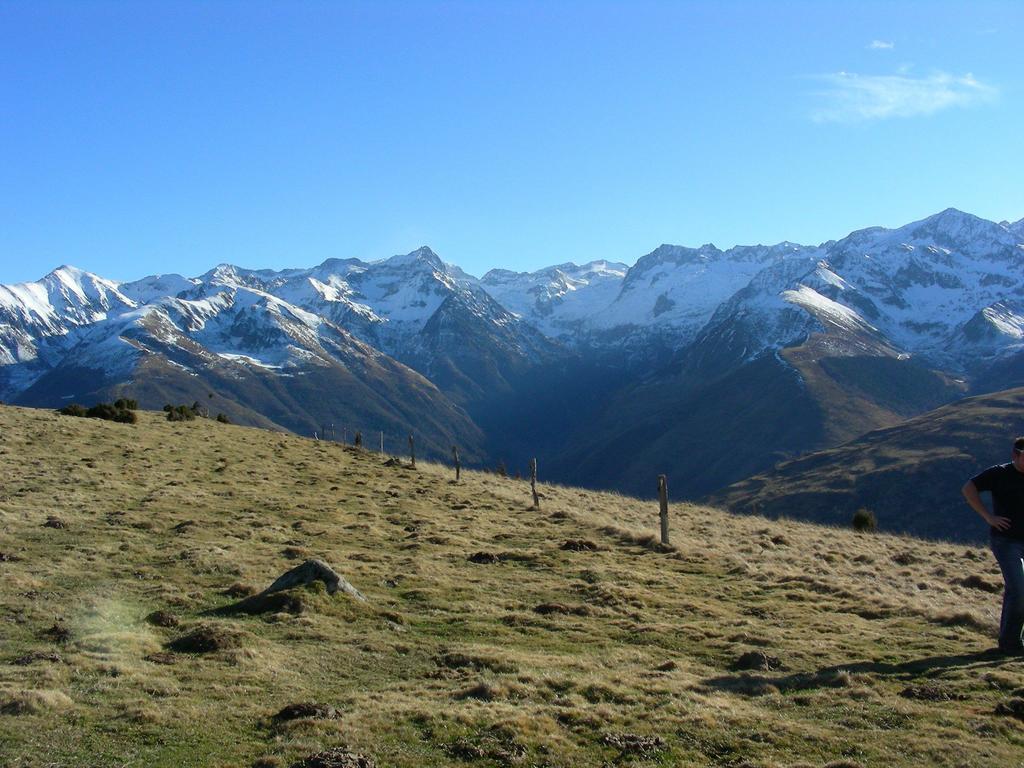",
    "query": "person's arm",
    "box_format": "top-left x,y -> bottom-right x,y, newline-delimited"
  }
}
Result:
962,480 -> 1011,531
